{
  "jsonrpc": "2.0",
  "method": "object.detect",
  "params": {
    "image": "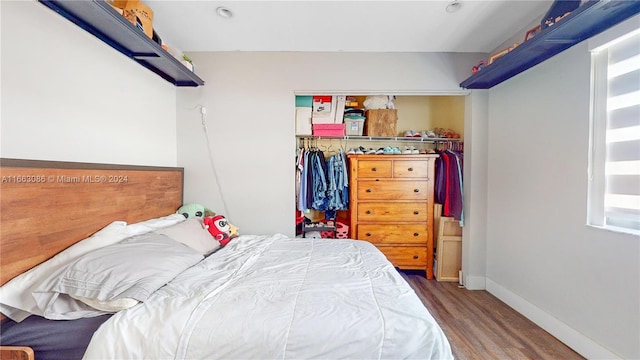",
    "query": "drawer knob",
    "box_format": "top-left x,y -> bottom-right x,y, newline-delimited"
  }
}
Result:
408,167 -> 414,171
372,167 -> 377,171
366,210 -> 371,214
366,189 -> 372,193
413,232 -> 419,236
413,255 -> 419,259
414,211 -> 419,215
413,189 -> 419,193
366,232 -> 371,237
